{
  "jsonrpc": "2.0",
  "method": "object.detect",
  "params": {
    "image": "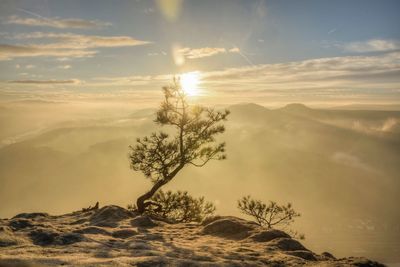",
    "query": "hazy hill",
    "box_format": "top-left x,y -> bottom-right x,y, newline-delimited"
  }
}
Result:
0,102 -> 399,263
